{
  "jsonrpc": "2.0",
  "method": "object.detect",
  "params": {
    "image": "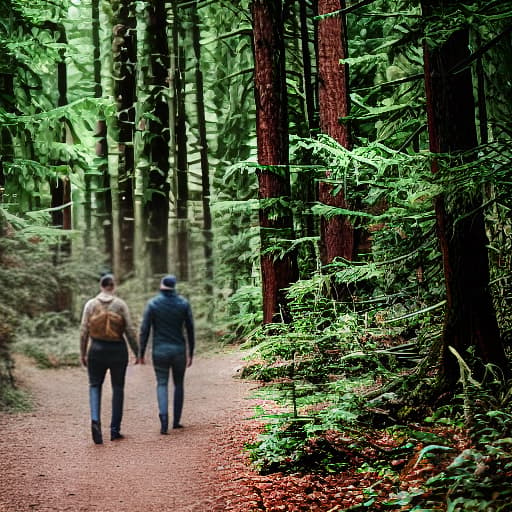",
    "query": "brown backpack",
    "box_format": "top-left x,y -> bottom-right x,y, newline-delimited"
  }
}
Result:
88,300 -> 125,341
